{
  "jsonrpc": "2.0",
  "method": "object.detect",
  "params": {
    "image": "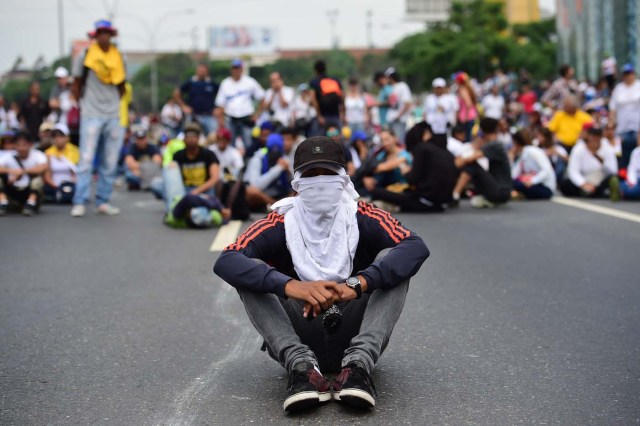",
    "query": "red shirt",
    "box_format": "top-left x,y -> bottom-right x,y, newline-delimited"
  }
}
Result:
518,91 -> 538,114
